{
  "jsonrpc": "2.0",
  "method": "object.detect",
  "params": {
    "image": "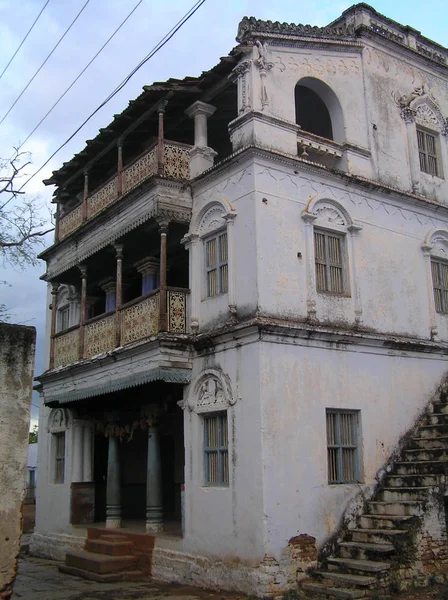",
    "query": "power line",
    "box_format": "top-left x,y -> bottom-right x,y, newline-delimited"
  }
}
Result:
0,0 -> 52,83
17,0 -> 144,153
16,0 -> 207,193
0,0 -> 92,128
